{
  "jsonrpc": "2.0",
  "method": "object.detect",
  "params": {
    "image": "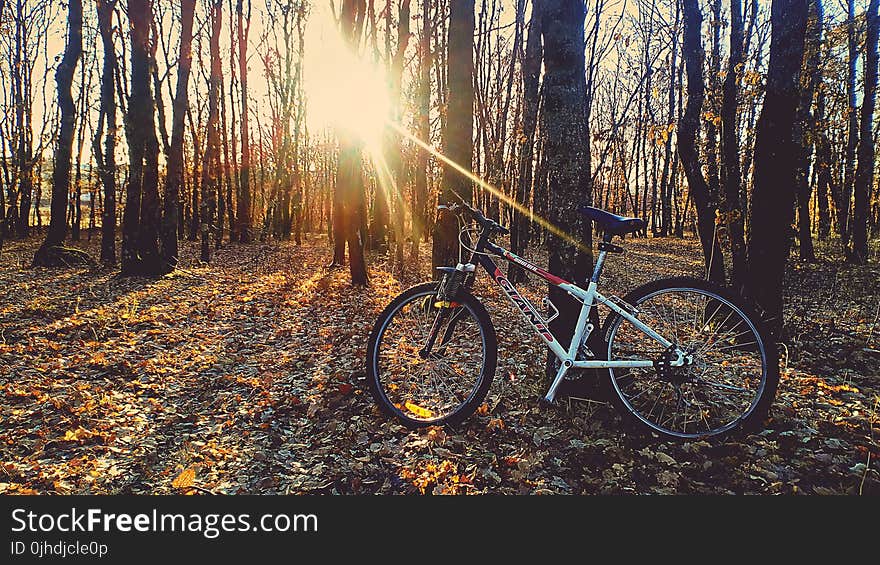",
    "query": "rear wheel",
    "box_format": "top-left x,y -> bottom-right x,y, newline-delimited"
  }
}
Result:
366,282 -> 497,428
603,277 -> 779,440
